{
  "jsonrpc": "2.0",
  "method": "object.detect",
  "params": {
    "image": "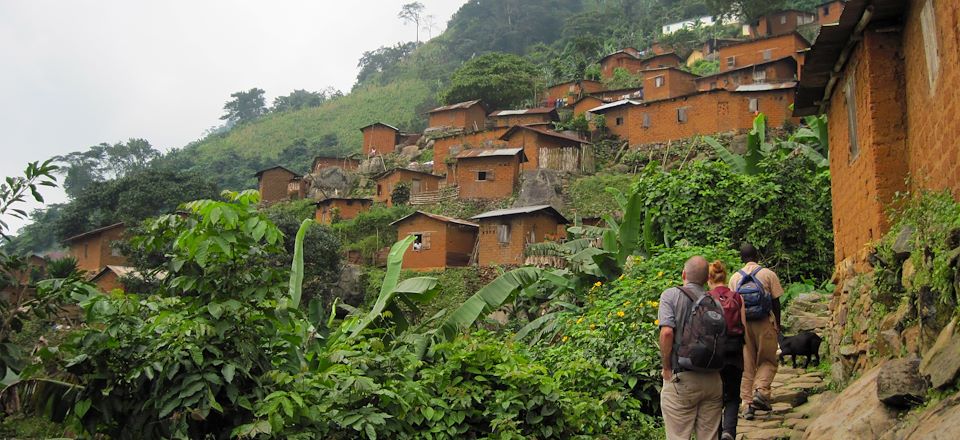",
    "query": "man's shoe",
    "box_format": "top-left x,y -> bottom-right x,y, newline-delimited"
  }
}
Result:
721,432 -> 735,440
743,406 -> 755,420
752,392 -> 772,411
